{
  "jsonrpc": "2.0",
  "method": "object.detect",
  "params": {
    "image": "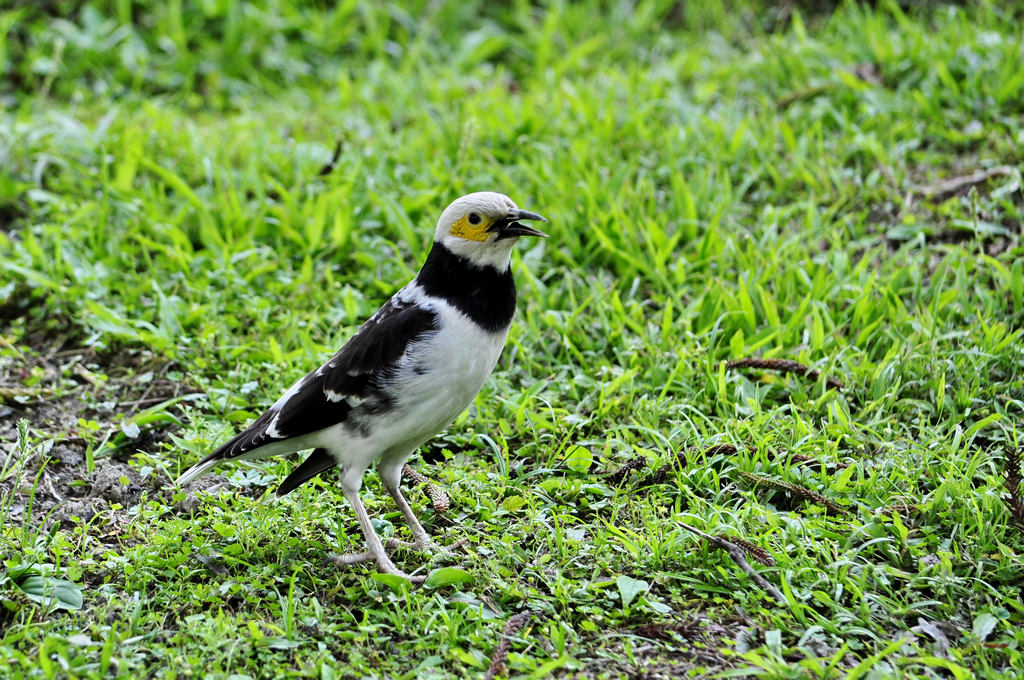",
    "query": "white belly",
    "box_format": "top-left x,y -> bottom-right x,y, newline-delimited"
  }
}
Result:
389,307 -> 509,443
